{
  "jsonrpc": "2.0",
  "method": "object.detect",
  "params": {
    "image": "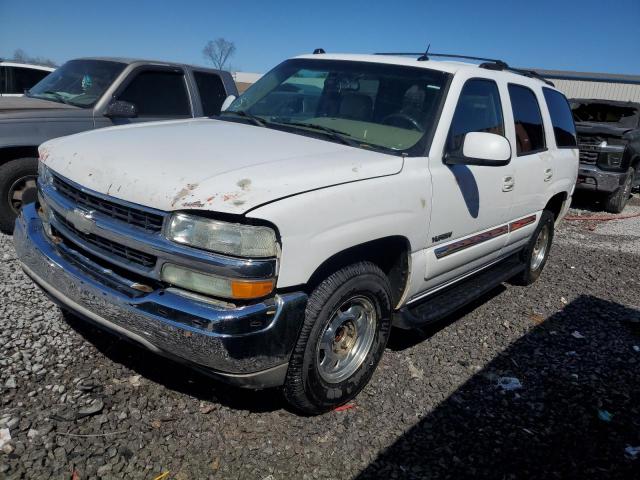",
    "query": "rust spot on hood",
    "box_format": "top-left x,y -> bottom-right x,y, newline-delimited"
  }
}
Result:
171,183 -> 199,207
237,178 -> 252,191
182,200 -> 206,208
